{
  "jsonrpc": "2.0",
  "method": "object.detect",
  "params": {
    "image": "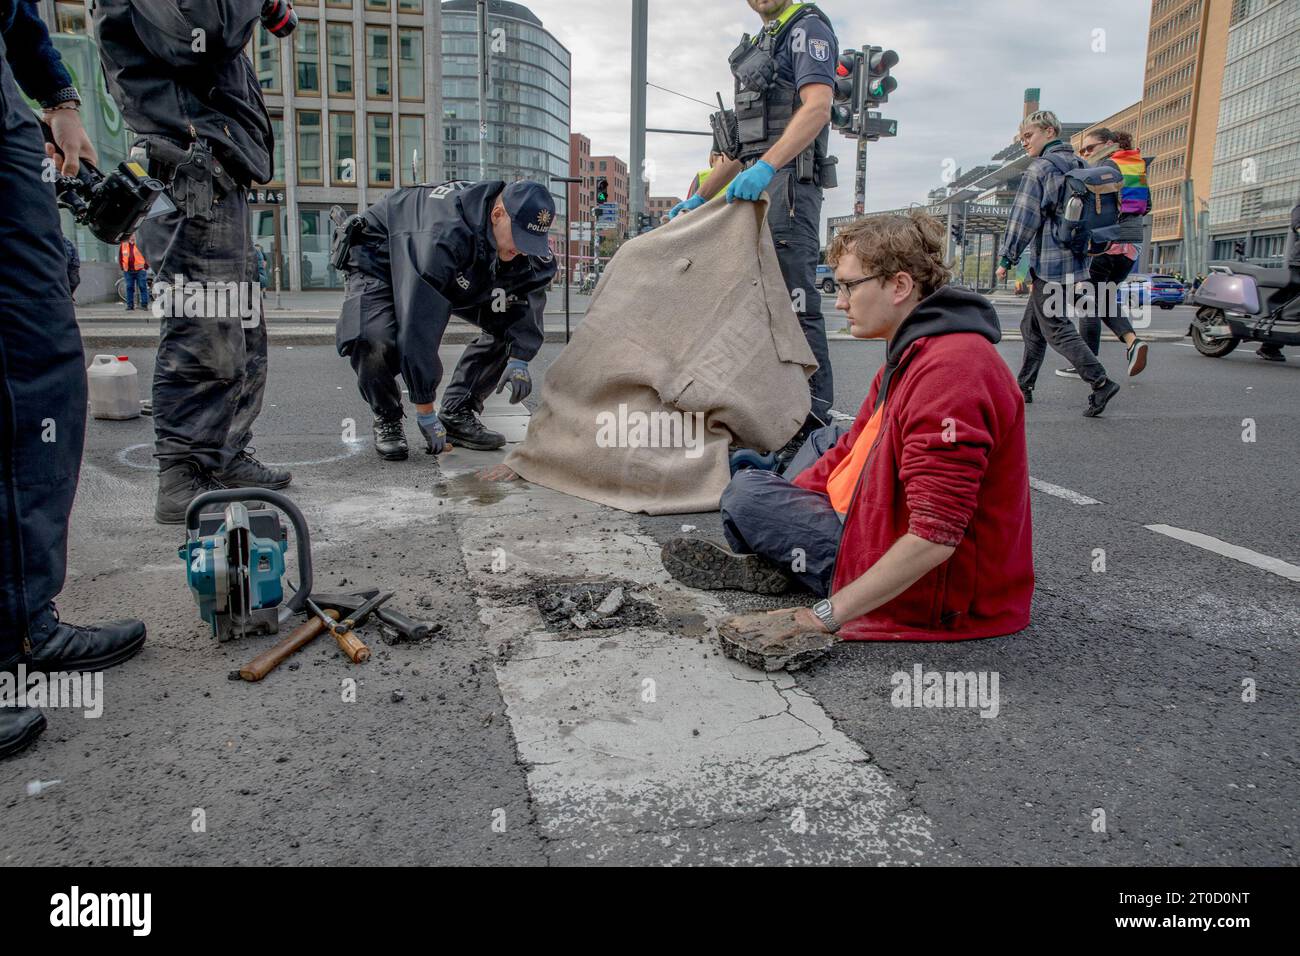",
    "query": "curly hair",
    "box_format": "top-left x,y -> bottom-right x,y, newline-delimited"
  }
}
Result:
827,211 -> 952,299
